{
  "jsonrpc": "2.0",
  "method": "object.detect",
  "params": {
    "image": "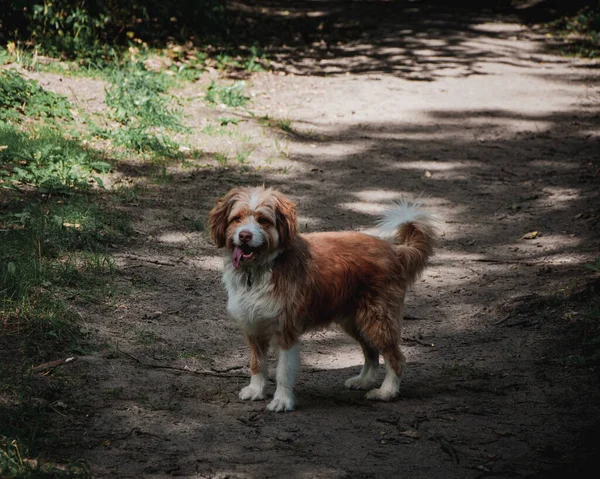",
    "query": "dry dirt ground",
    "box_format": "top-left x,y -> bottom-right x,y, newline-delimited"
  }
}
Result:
34,2 -> 600,478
